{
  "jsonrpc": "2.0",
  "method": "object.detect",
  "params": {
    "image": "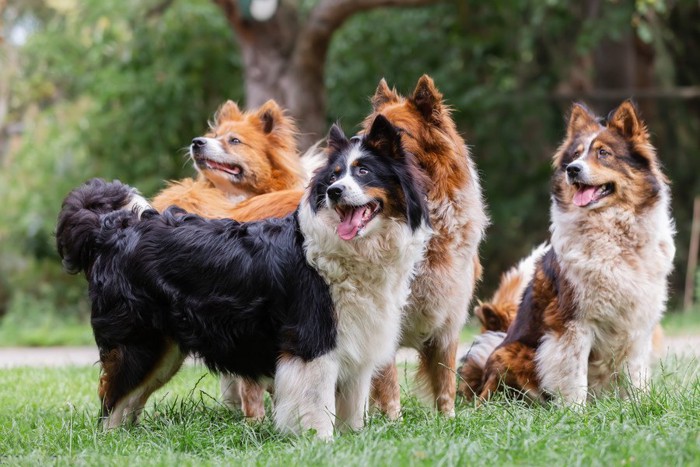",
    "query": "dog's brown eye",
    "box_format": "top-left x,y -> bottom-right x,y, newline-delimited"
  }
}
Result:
598,148 -> 609,158
229,137 -> 241,145
573,150 -> 580,158
329,174 -> 337,183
